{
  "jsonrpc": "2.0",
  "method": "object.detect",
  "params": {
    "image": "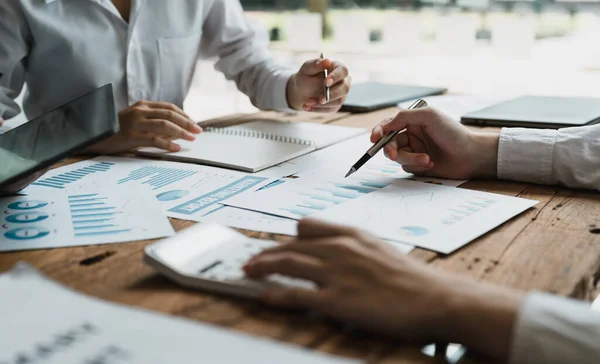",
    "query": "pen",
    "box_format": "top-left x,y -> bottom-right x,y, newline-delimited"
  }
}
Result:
320,53 -> 330,103
344,99 -> 428,178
